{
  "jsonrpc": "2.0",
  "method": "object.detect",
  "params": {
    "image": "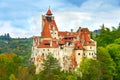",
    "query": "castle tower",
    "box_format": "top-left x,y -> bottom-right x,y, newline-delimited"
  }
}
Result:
41,8 -> 58,39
